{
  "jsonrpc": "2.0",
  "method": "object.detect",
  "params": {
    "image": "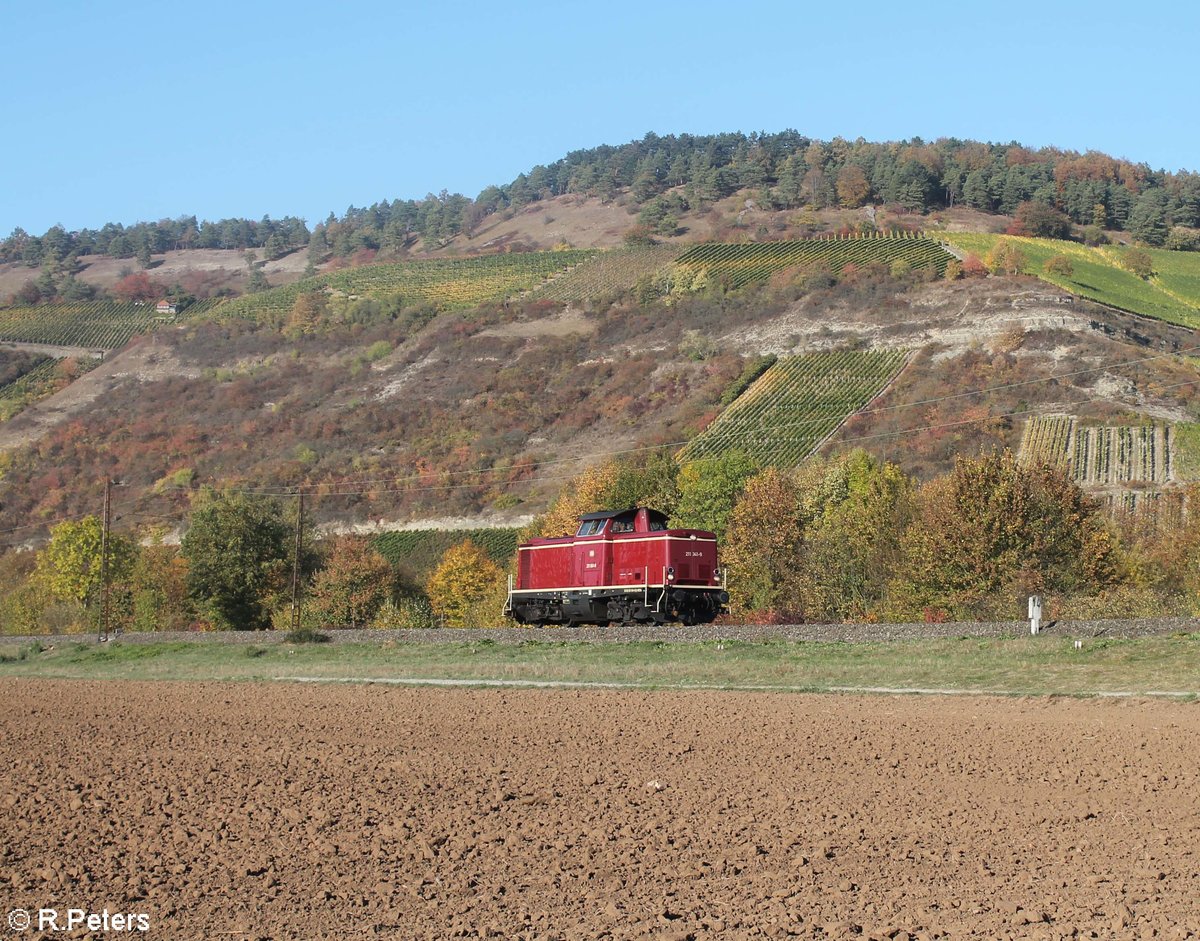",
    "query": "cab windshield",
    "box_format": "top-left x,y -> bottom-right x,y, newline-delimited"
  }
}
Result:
611,514 -> 636,534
